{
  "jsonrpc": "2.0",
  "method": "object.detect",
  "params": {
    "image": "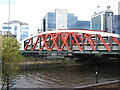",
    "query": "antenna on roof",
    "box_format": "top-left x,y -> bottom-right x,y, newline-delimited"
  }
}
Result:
97,6 -> 100,13
107,6 -> 111,11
